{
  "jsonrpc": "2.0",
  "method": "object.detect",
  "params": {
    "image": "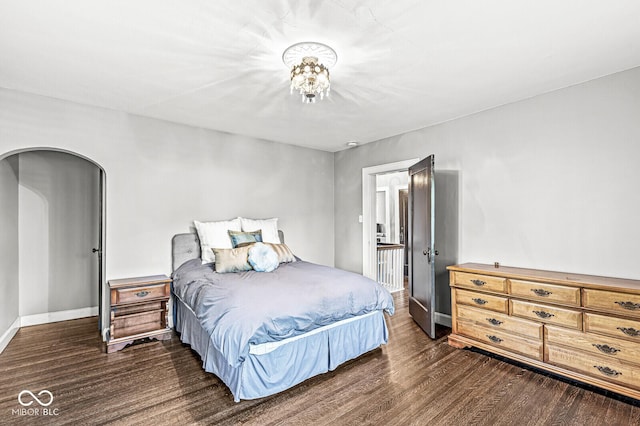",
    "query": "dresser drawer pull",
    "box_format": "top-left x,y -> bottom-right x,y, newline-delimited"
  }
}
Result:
486,335 -> 503,344
486,318 -> 503,326
614,301 -> 640,311
472,298 -> 488,305
593,365 -> 622,377
135,291 -> 150,298
531,289 -> 552,297
533,310 -> 555,319
592,344 -> 620,355
617,327 -> 640,337
471,279 -> 486,287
